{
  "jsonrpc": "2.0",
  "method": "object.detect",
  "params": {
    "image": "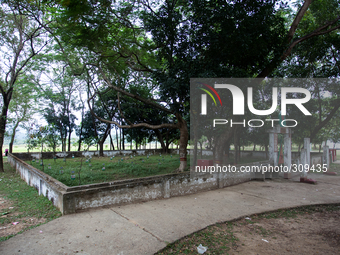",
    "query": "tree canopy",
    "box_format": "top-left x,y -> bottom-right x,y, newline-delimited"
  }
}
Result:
0,0 -> 339,171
